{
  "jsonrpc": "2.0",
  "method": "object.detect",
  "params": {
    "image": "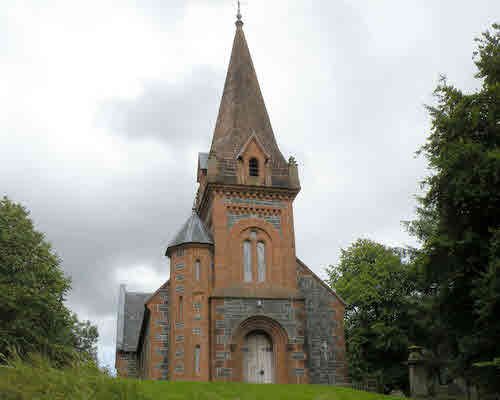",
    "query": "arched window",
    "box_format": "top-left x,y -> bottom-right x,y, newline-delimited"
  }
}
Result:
243,240 -> 252,282
242,229 -> 270,283
257,241 -> 266,282
195,260 -> 200,281
194,345 -> 201,374
249,158 -> 259,176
